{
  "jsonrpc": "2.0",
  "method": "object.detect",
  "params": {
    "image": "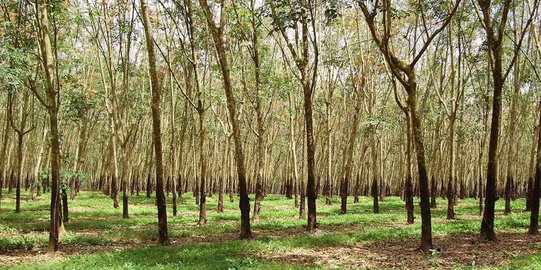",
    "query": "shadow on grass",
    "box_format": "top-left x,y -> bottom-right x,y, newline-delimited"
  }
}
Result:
11,239 -> 312,270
